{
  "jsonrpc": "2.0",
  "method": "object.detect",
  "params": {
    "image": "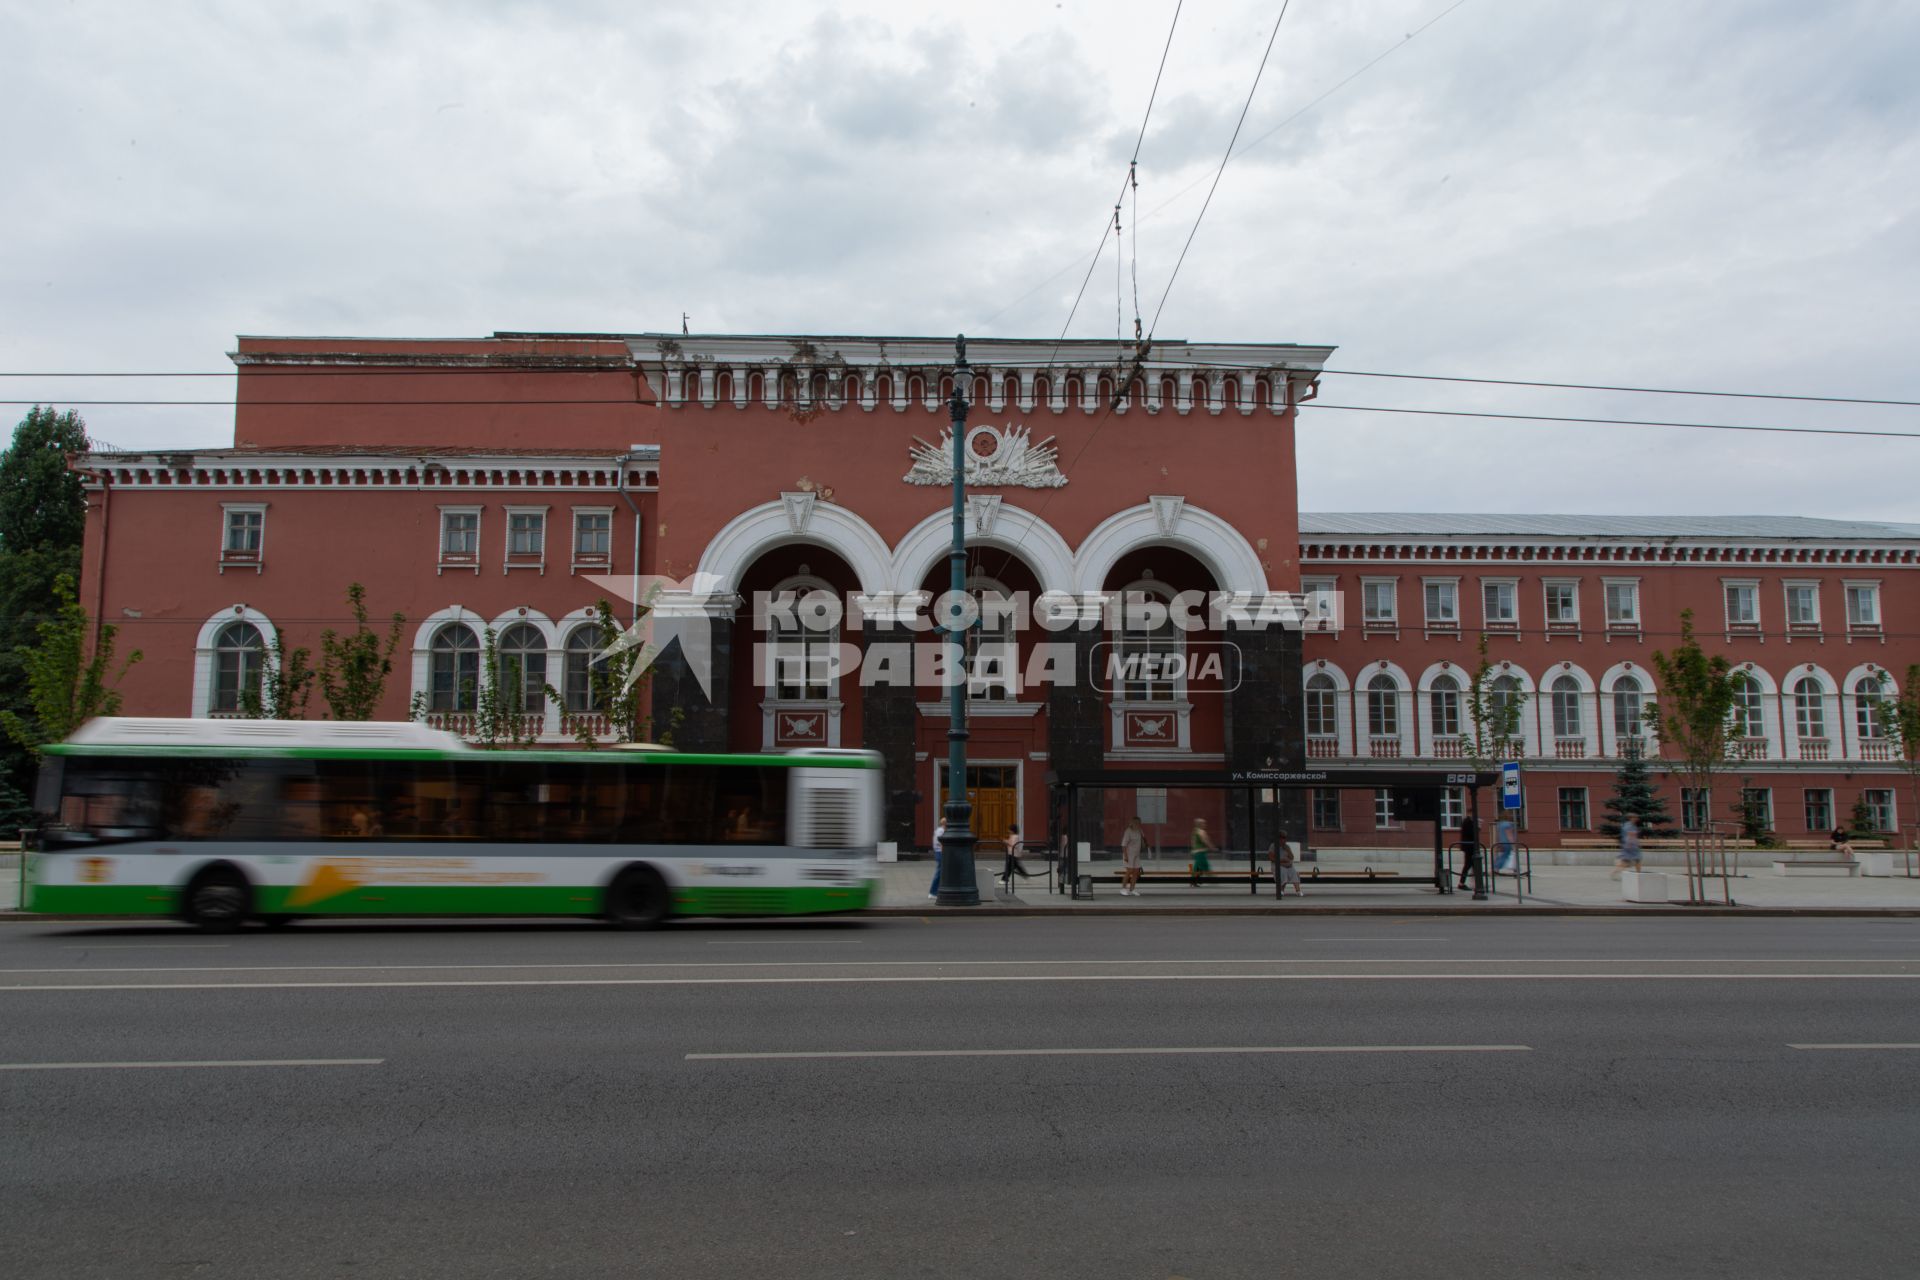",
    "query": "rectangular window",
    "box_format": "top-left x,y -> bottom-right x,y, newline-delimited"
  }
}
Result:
1362,580 -> 1397,623
1846,583 -> 1881,628
440,509 -> 480,559
1739,787 -> 1773,835
1557,787 -> 1589,831
1482,580 -> 1517,626
572,509 -> 612,565
1136,787 -> 1168,826
1302,577 -> 1340,630
508,511 -> 545,556
1423,580 -> 1458,625
1373,788 -> 1399,830
1440,787 -> 1465,830
1311,788 -> 1341,831
1803,788 -> 1833,833
1604,580 -> 1640,625
1544,581 -> 1578,625
1724,582 -> 1759,627
1860,789 -> 1895,833
1681,788 -> 1709,833
223,508 -> 262,553
1785,583 -> 1820,627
